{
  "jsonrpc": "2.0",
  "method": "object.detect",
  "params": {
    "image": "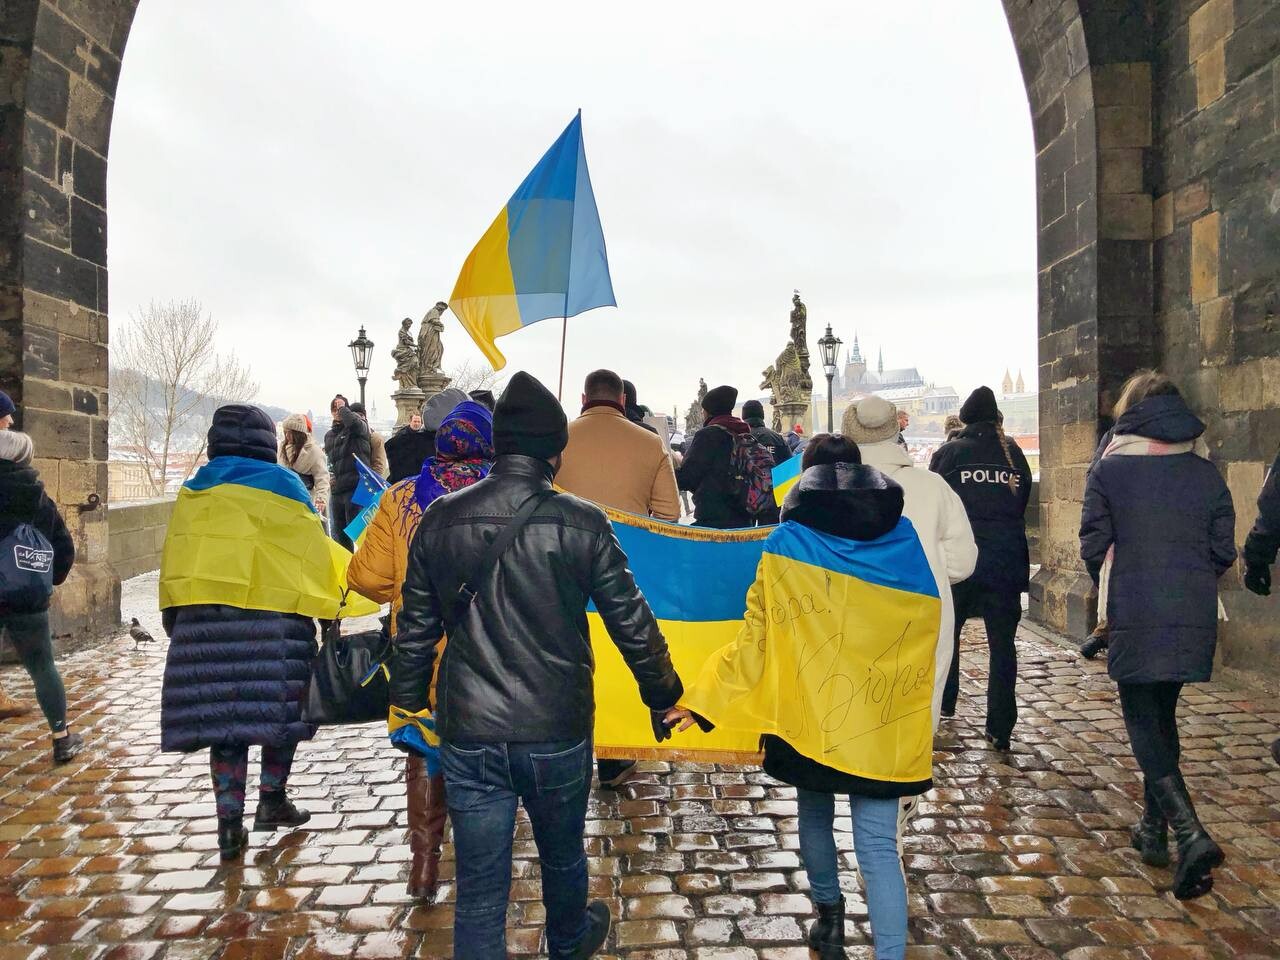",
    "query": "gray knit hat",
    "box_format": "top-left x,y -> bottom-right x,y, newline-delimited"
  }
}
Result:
0,430 -> 35,466
840,396 -> 900,445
